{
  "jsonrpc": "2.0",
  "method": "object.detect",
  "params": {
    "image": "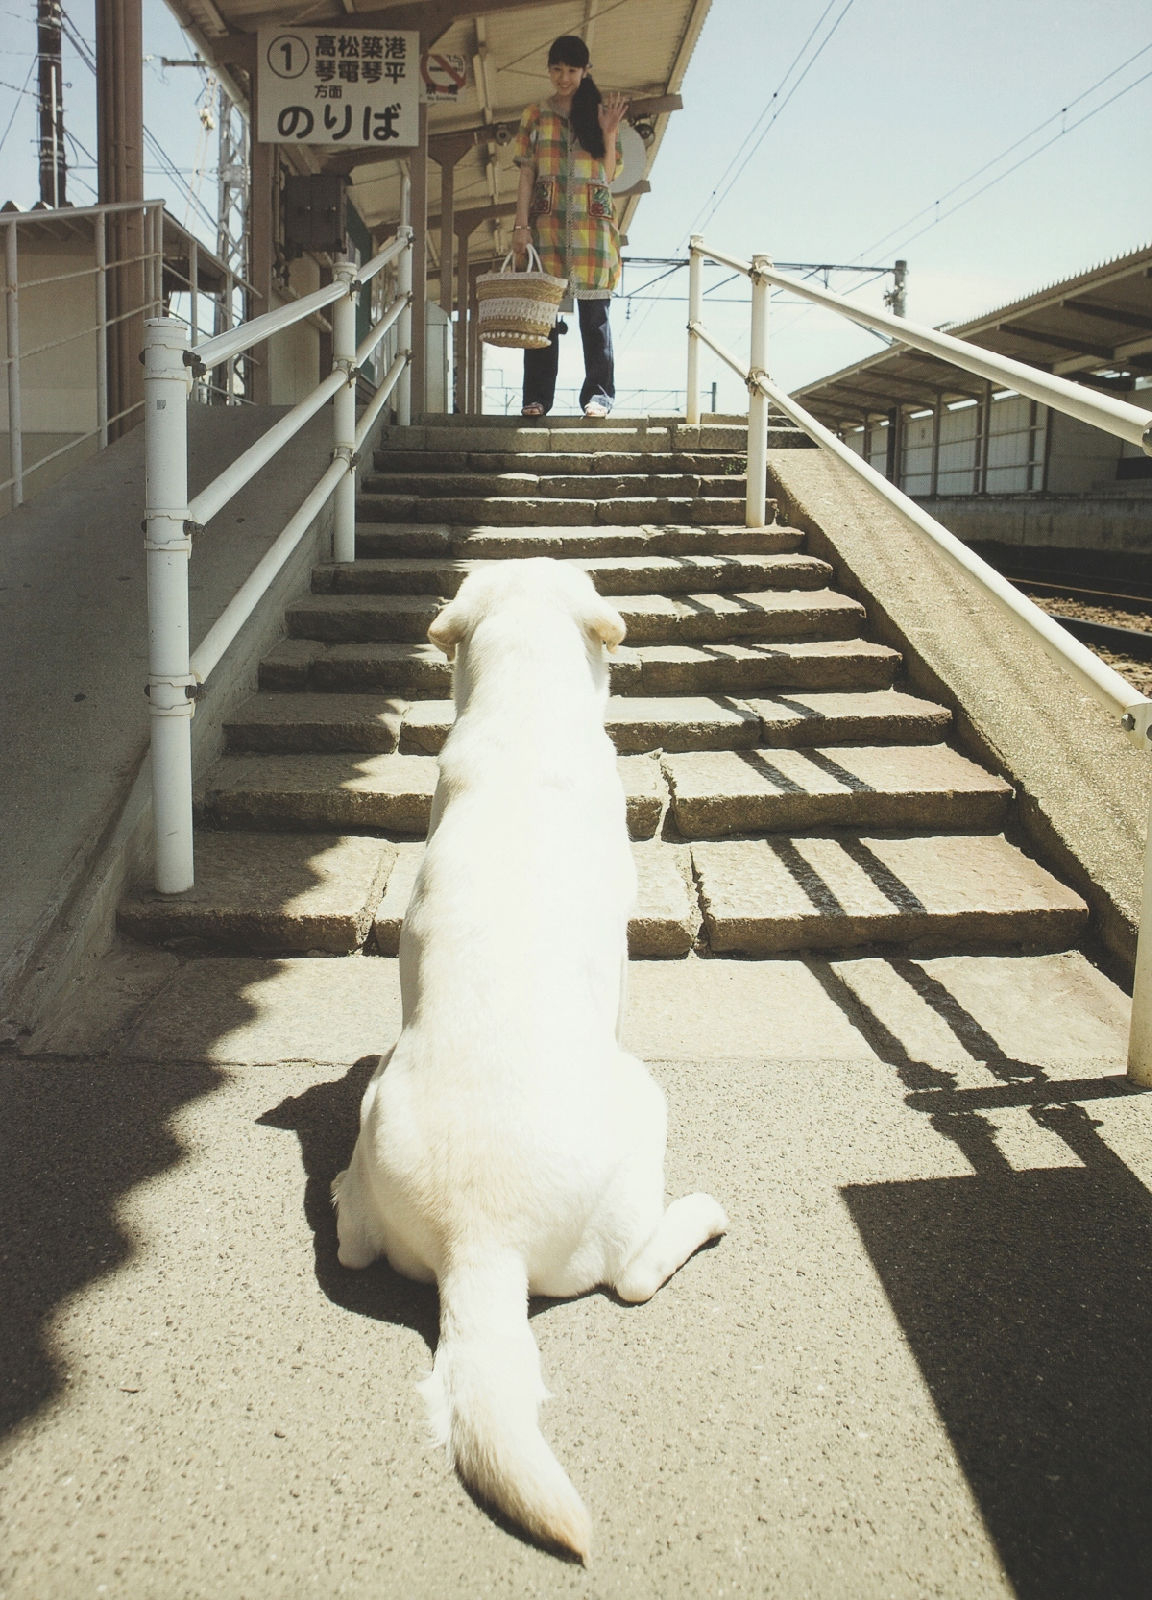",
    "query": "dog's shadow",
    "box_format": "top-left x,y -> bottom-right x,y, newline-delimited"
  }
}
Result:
258,1056 -> 440,1352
